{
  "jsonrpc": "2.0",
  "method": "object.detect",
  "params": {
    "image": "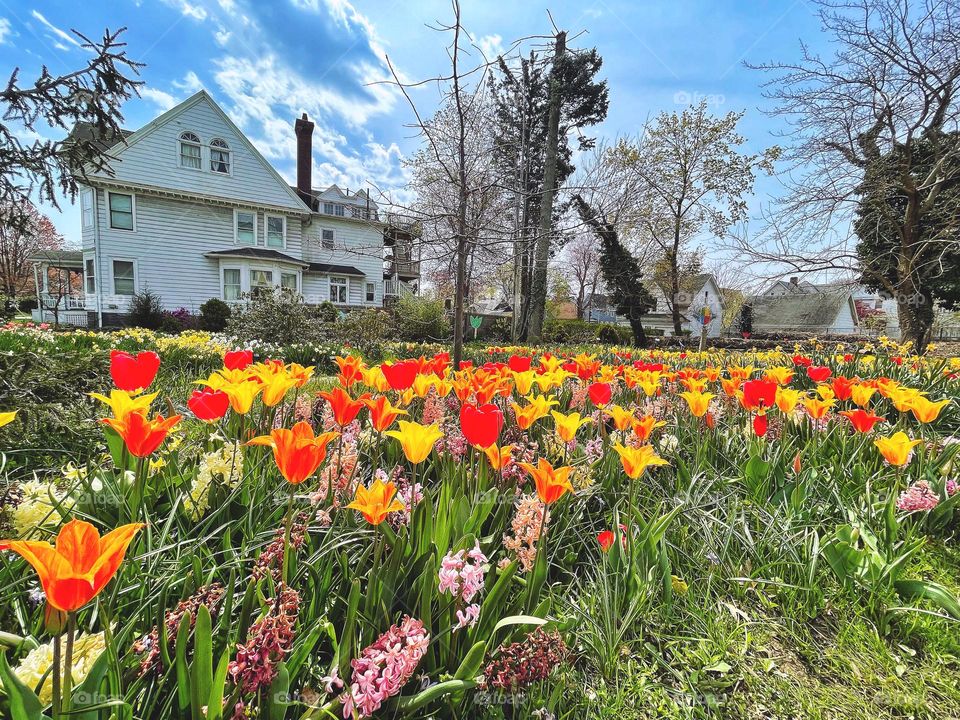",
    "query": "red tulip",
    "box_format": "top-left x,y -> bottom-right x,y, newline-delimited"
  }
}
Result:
753,413 -> 768,437
806,365 -> 832,383
381,360 -> 419,391
839,409 -> 887,433
792,354 -> 812,367
597,530 -> 615,551
831,375 -> 854,401
459,402 -> 503,449
741,379 -> 777,411
224,349 -> 254,370
110,350 -> 160,392
587,382 -> 612,406
508,355 -> 532,373
188,388 -> 230,421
